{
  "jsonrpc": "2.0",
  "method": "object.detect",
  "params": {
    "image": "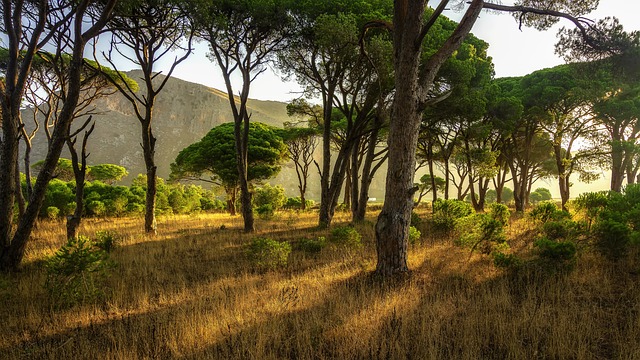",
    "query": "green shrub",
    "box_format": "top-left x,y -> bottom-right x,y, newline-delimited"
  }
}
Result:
87,200 -> 106,217
408,226 -> 421,245
298,236 -> 327,253
432,199 -> 474,232
256,203 -> 275,220
493,252 -> 522,269
46,206 -> 60,220
455,213 -> 508,255
253,184 -> 286,210
530,187 -> 552,204
410,211 -> 422,227
329,225 -> 362,248
94,230 -> 119,253
489,203 -> 510,226
533,237 -> 577,272
246,237 -> 291,271
593,218 -> 630,261
529,201 -> 567,223
44,236 -> 113,307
